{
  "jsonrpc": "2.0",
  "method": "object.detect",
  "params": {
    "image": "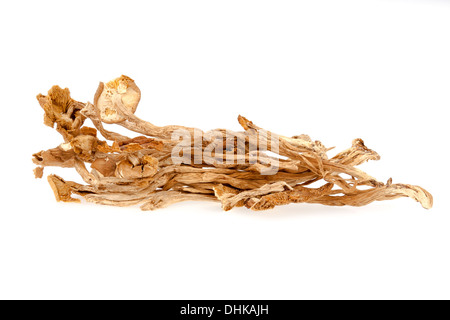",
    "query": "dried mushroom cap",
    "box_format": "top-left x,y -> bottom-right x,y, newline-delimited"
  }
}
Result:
115,155 -> 159,179
95,75 -> 141,124
40,86 -> 74,128
36,85 -> 86,142
91,157 -> 117,177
